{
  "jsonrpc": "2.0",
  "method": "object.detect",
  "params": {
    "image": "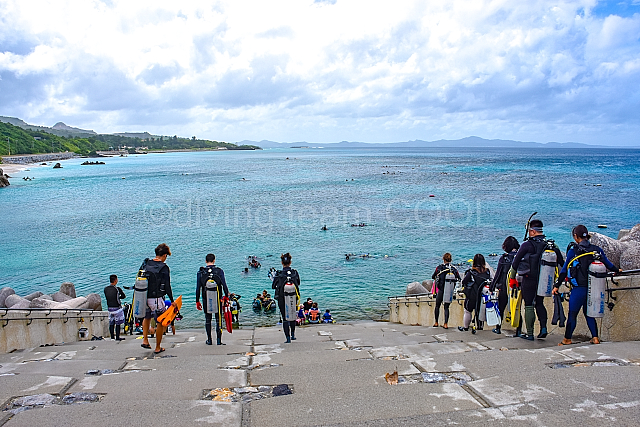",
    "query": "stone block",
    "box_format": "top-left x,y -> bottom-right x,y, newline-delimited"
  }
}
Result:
24,291 -> 44,301
59,282 -> 76,298
422,279 -> 435,292
51,291 -> 72,302
39,294 -> 53,301
618,229 -> 631,240
0,287 -> 15,307
406,281 -> 428,295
